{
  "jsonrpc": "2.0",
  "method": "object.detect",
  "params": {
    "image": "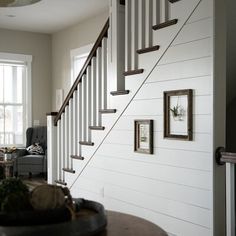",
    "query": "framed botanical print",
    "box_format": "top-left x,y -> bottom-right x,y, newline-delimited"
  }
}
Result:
134,120 -> 153,154
164,89 -> 193,141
